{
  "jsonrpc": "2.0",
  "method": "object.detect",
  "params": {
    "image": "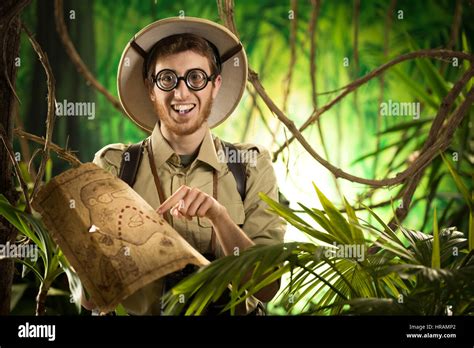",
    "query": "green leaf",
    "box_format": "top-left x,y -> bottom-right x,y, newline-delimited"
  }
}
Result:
0,195 -> 27,234
431,207 -> 440,269
45,158 -> 53,183
377,117 -> 434,135
0,195 -> 46,259
391,67 -> 439,110
351,137 -> 410,165
343,197 -> 364,244
259,193 -> 309,227
115,303 -> 129,316
18,216 -> 45,256
59,253 -> 83,314
470,207 -> 473,252
14,258 -> 43,281
47,287 -> 70,296
312,183 -> 352,244
440,152 -> 473,211
18,162 -> 33,184
405,33 -> 450,100
360,203 -> 403,246
462,32 -> 473,91
260,193 -> 332,243
297,204 -> 344,245
10,284 -> 29,311
162,242 -> 309,315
